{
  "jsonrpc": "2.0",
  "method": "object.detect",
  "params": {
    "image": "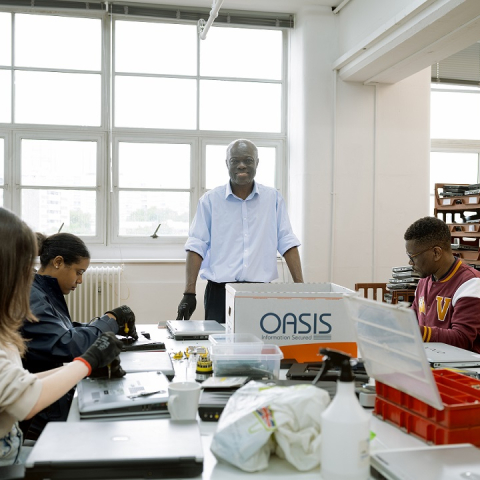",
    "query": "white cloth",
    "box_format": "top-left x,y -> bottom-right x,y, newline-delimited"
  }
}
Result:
210,381 -> 330,472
